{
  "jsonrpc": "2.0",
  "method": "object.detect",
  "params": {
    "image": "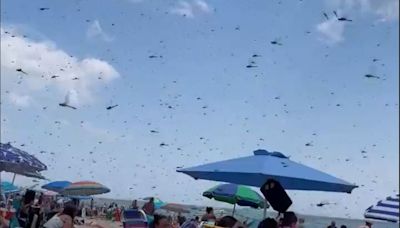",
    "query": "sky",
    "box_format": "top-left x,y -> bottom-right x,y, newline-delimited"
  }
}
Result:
0,0 -> 399,219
